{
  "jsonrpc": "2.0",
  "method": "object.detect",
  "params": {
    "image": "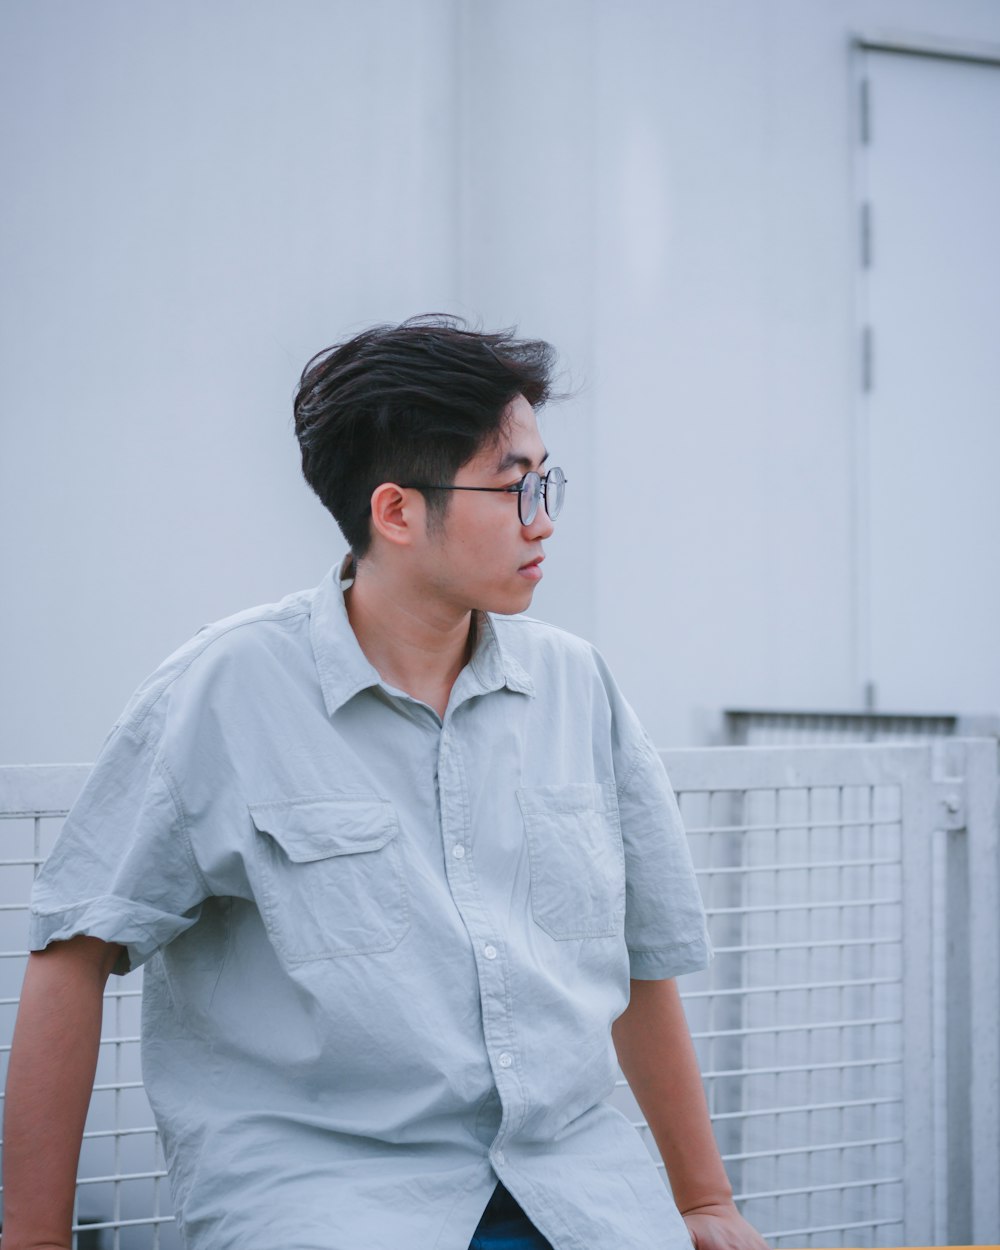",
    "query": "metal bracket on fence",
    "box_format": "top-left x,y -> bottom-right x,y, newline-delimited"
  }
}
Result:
931,739 -> 1000,1244
932,782 -> 966,830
